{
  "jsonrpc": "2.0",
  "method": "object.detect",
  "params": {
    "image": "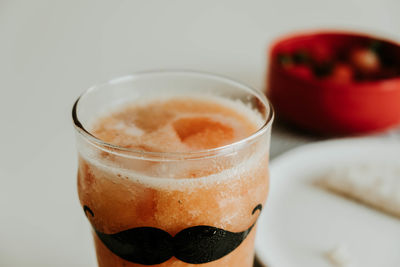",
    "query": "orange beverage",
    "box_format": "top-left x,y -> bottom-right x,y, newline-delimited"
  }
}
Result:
73,71 -> 273,267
